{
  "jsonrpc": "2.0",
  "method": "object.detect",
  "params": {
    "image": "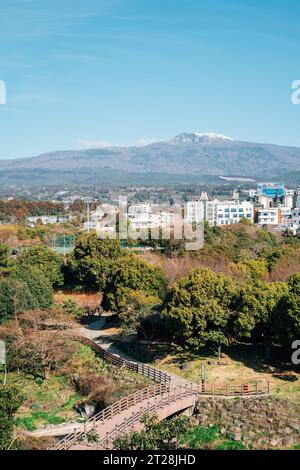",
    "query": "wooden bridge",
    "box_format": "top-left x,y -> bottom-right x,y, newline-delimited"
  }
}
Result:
47,336 -> 269,450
